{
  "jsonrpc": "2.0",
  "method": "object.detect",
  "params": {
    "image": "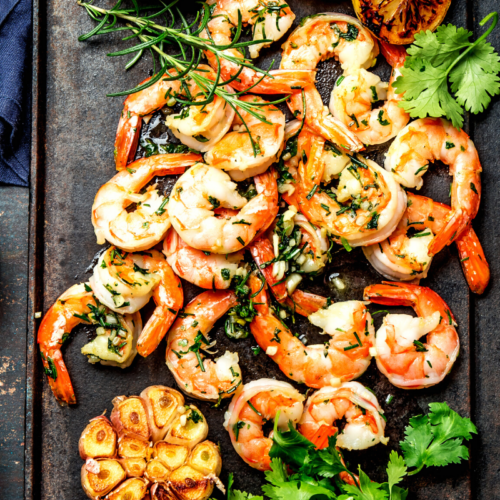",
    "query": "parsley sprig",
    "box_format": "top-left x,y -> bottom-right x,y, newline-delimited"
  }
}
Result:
224,402 -> 476,500
395,12 -> 500,129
